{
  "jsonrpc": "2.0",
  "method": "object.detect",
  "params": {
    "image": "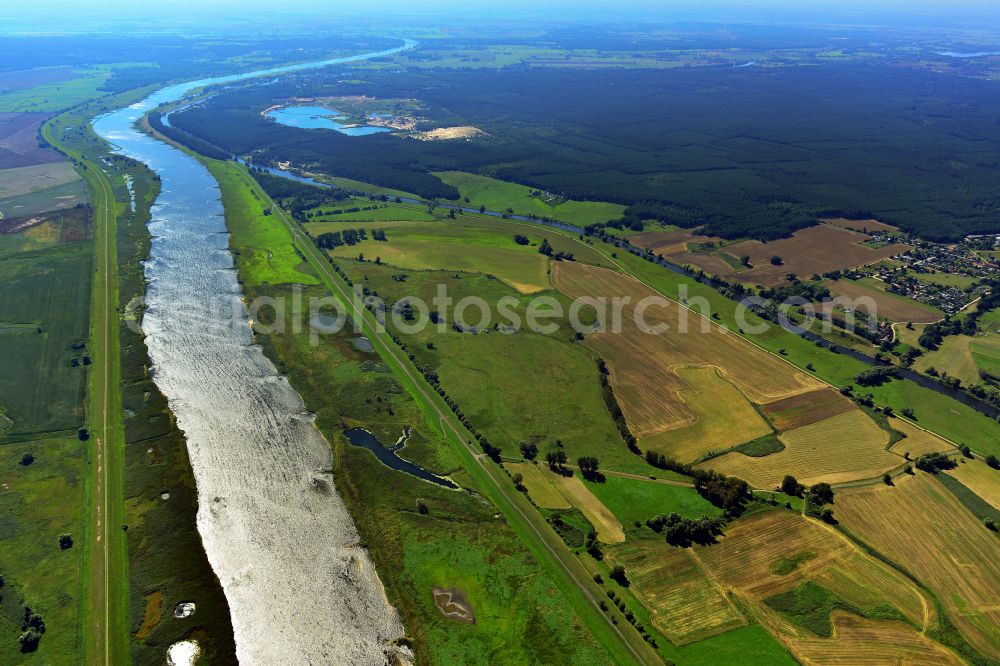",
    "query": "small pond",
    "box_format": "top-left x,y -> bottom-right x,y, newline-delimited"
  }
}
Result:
343,427 -> 457,489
